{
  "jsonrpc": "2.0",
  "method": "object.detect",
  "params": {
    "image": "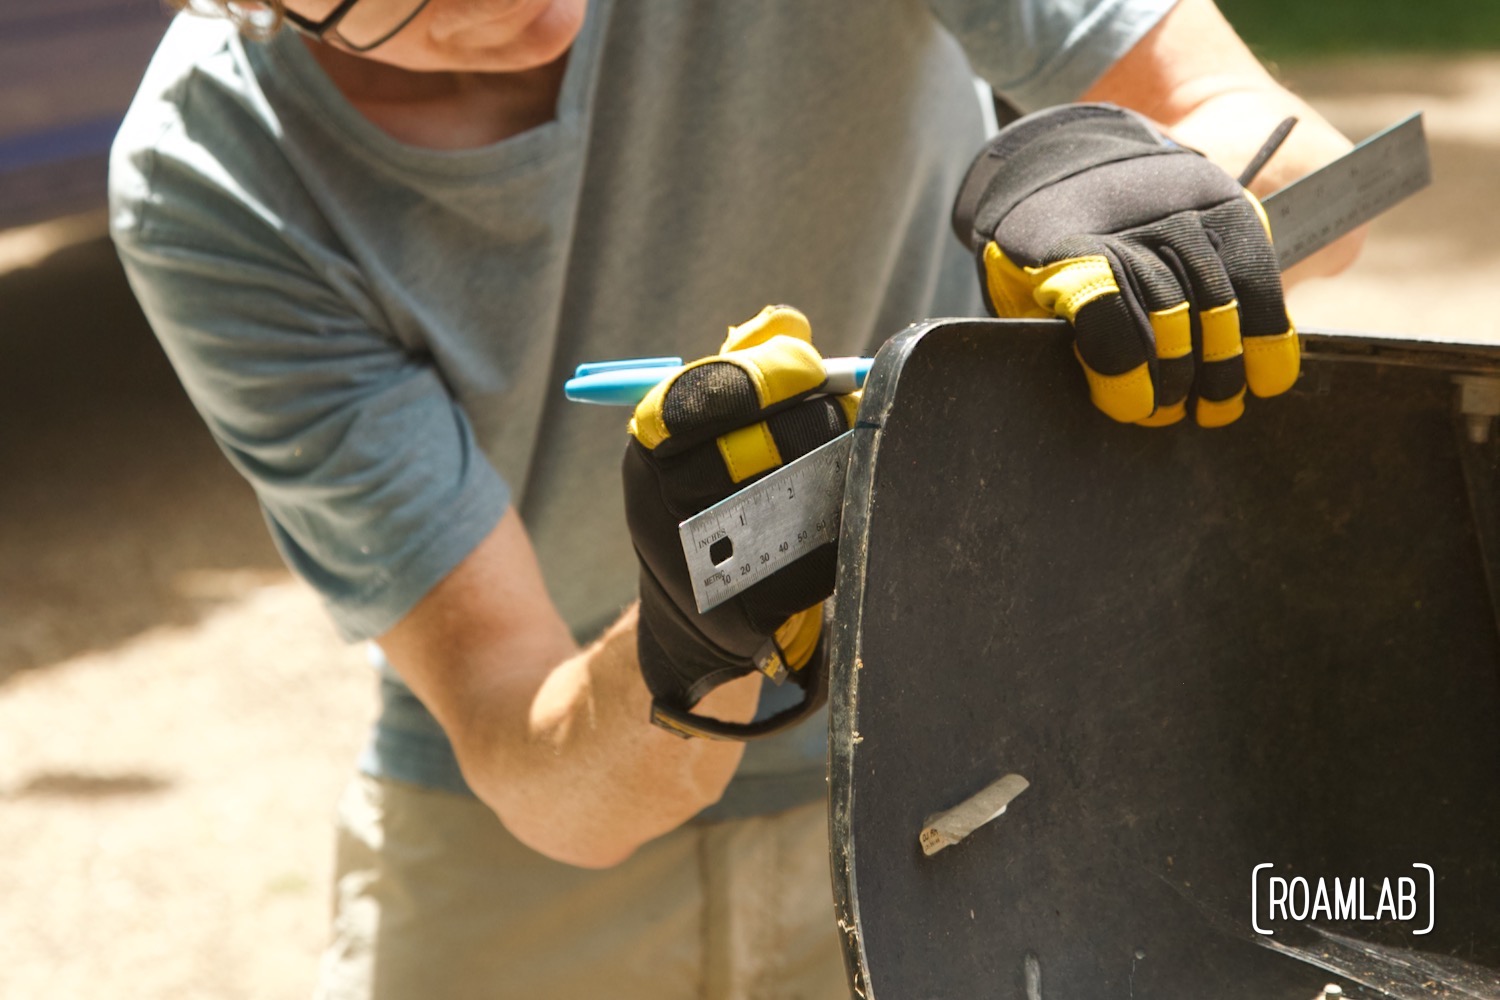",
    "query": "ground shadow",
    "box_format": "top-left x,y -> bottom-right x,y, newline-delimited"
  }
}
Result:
6,768 -> 174,800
